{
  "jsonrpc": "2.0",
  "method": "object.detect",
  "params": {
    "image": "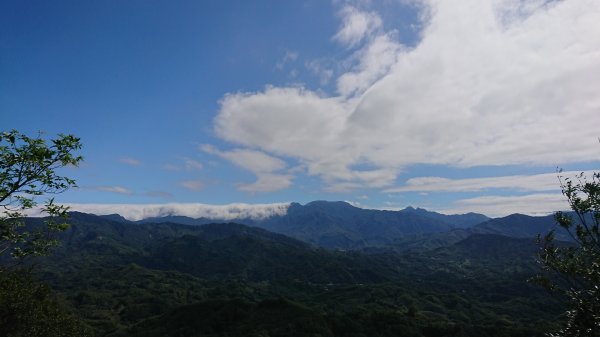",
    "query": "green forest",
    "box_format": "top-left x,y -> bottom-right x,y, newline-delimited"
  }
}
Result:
7,213 -> 565,336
